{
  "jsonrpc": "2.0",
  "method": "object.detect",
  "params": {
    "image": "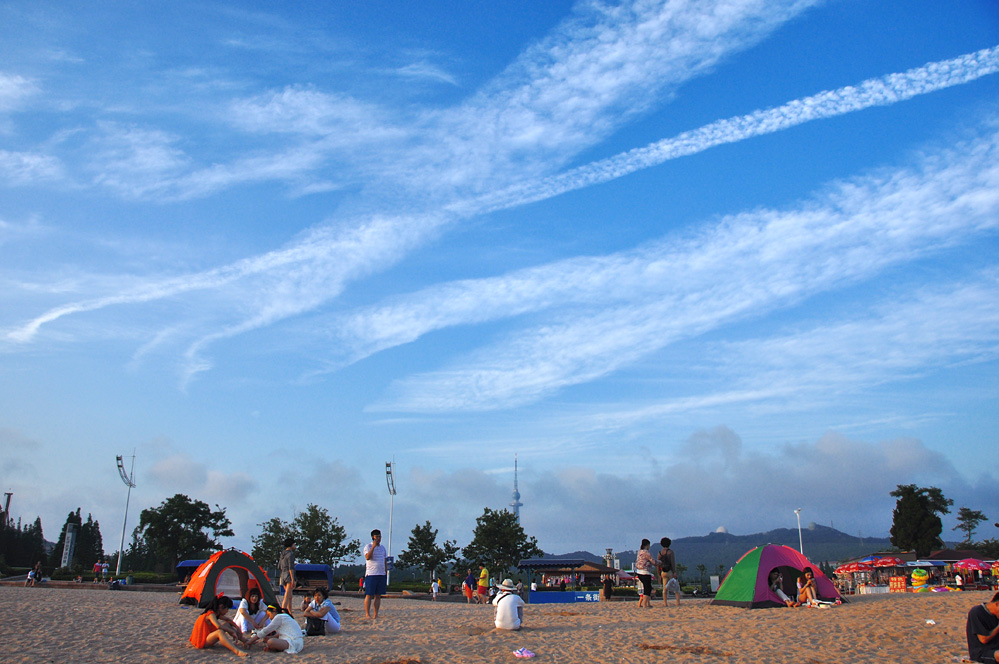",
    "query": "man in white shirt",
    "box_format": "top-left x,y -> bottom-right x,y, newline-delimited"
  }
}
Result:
363,529 -> 387,619
494,579 -> 525,630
